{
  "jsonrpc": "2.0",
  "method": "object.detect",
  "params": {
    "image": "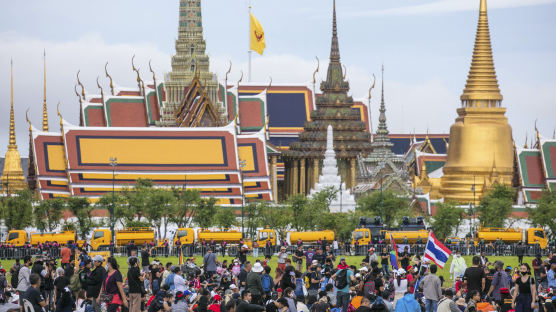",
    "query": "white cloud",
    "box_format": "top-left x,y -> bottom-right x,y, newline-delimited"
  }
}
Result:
346,0 -> 556,17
